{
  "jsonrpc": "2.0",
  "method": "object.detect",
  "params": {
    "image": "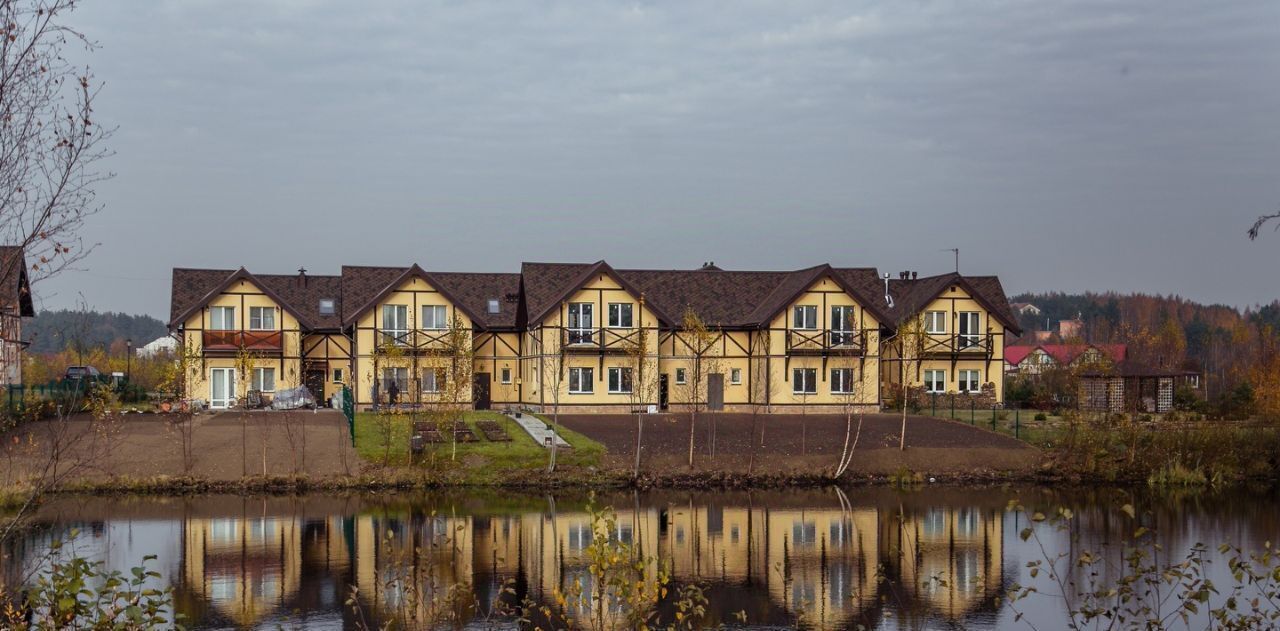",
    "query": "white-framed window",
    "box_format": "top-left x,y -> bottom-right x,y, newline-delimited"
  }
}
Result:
925,311 -> 947,334
567,303 -> 594,344
333,368 -> 344,383
318,299 -> 336,316
421,305 -> 448,330
500,367 -> 512,384
730,368 -> 741,385
830,306 -> 856,346
792,305 -> 818,330
382,304 -> 408,344
382,367 -> 409,395
958,369 -> 981,393
248,306 -> 275,330
607,367 -> 632,394
675,368 -> 687,385
958,312 -> 981,348
924,369 -> 947,393
793,368 -> 817,394
421,368 -> 444,393
607,303 -> 633,328
487,298 -> 500,314
209,306 -> 235,331
831,368 -> 855,393
568,367 -> 593,394
251,367 -> 275,393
